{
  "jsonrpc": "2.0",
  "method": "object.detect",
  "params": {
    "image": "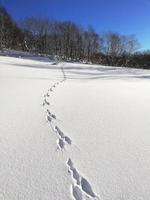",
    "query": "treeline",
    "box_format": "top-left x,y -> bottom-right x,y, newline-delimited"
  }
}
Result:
20,18 -> 100,61
0,6 -> 24,49
1,5 -> 150,69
